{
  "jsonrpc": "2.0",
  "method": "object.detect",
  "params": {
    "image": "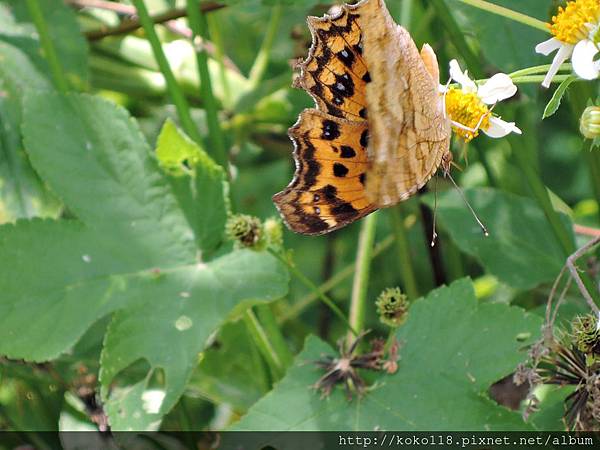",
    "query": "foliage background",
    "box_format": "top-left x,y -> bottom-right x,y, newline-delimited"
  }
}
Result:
0,0 -> 599,442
